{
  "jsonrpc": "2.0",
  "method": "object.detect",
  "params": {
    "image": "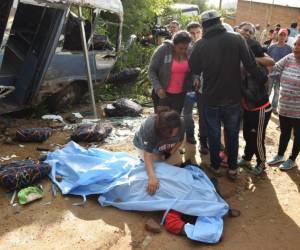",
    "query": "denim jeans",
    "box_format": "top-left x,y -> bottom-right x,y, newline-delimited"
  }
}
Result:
270,76 -> 280,109
204,103 -> 241,170
183,92 -> 198,140
197,93 -> 208,144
